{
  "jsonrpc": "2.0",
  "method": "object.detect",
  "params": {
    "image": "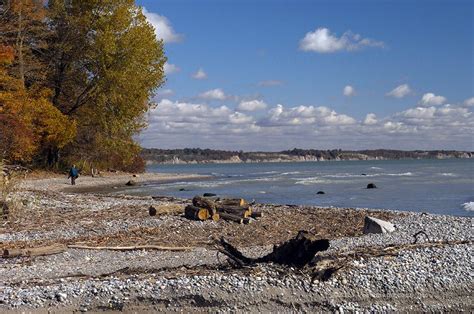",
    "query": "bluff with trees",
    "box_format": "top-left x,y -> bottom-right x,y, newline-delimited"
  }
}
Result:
0,0 -> 166,171
141,148 -> 473,164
